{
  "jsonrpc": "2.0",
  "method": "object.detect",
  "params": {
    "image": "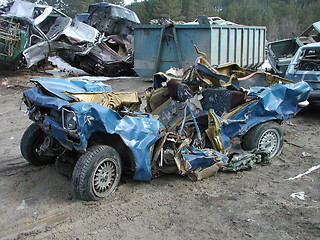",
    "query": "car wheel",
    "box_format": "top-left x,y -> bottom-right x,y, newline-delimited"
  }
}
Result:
242,121 -> 283,158
20,123 -> 56,165
71,145 -> 122,201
